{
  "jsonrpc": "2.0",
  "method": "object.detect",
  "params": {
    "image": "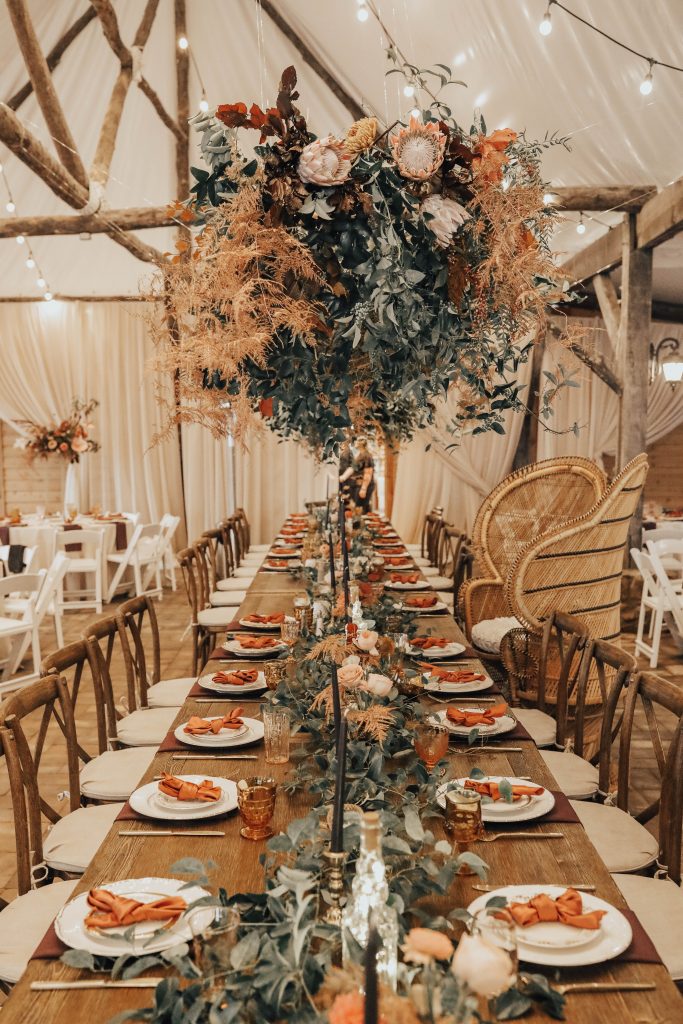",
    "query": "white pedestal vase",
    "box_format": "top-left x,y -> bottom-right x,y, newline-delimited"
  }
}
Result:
63,460 -> 81,514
